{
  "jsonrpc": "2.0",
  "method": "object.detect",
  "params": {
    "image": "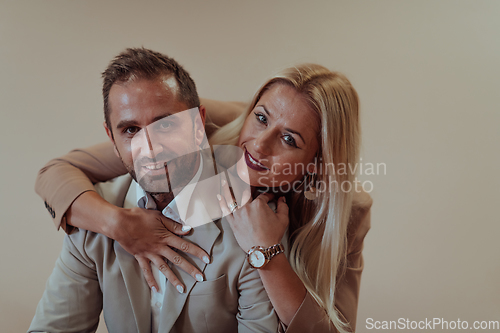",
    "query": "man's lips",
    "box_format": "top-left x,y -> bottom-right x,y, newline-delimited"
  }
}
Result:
244,150 -> 269,172
137,160 -> 169,177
